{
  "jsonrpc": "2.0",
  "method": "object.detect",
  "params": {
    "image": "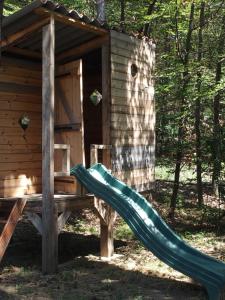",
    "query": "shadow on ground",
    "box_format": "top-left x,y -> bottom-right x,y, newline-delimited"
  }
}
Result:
0,255 -> 206,300
1,226 -> 126,269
